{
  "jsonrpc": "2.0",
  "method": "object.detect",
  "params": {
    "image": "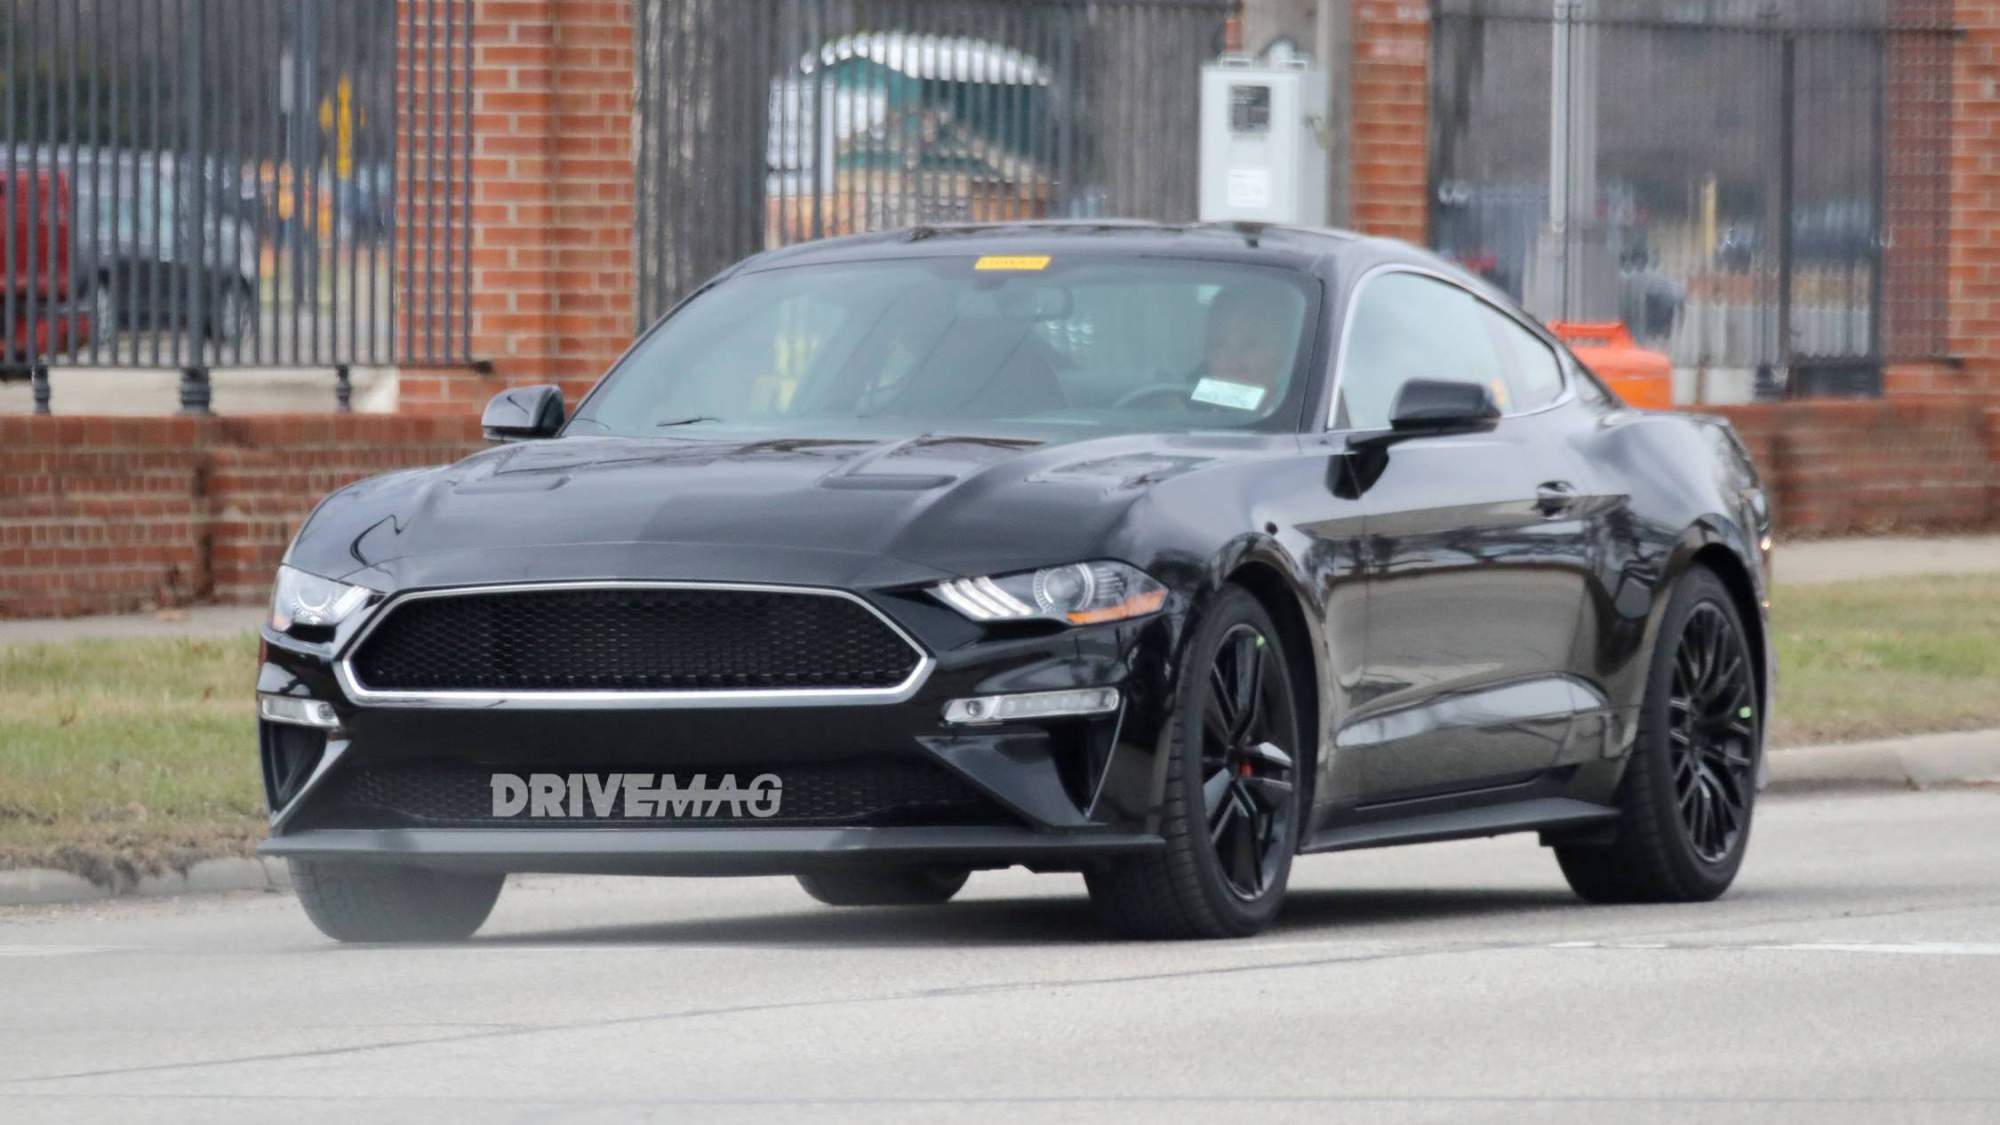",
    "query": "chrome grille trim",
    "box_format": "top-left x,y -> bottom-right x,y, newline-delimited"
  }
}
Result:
333,581 -> 933,709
